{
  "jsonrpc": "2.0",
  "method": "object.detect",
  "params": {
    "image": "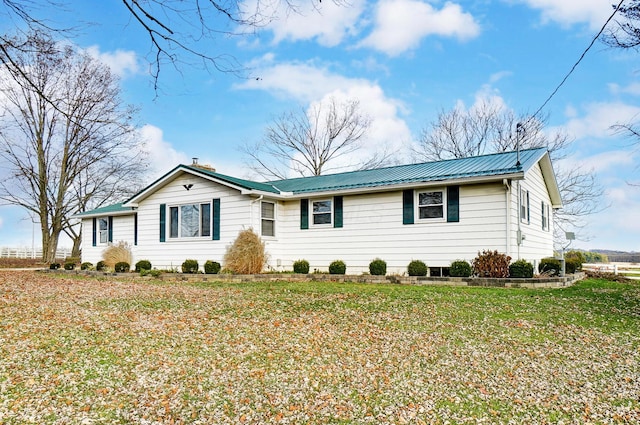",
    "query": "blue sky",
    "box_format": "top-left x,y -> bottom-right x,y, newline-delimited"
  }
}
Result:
0,0 -> 639,253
